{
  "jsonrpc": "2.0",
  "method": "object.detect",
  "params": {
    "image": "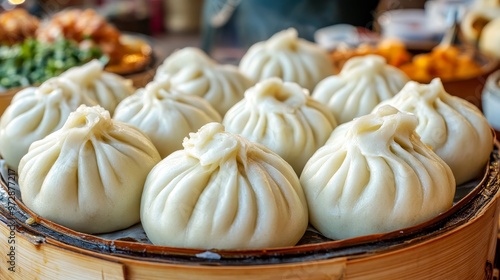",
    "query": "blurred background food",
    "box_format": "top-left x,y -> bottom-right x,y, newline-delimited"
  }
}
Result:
0,8 -> 39,45
36,8 -> 124,64
0,1 -> 155,92
399,45 -> 484,82
328,39 -> 412,70
0,37 -> 104,91
0,0 -> 499,107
